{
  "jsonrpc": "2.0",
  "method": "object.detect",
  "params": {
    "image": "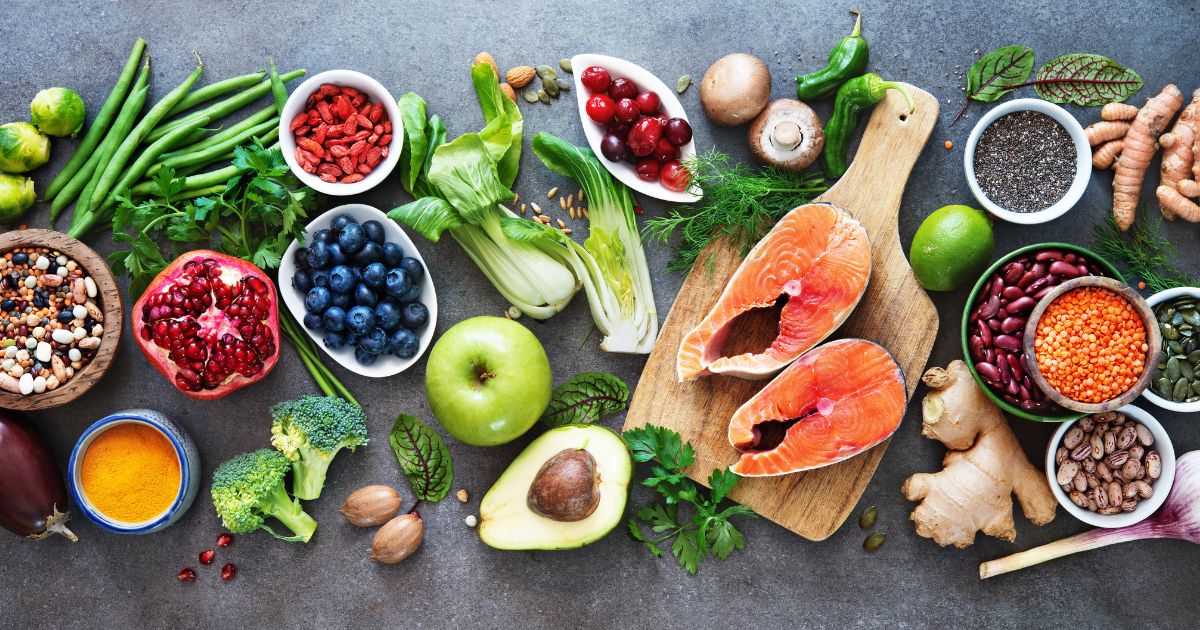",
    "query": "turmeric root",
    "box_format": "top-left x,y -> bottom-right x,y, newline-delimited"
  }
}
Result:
1113,84 -> 1184,230
1101,102 -> 1139,121
1158,89 -> 1200,220
1157,185 -> 1200,222
1092,138 -> 1123,170
902,361 -> 1057,548
1084,120 -> 1130,146
1181,180 -> 1200,198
